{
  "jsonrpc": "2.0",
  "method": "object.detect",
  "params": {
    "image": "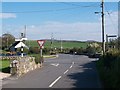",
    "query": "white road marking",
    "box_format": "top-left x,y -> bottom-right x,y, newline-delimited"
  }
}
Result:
51,63 -> 59,67
79,66 -> 83,68
56,64 -> 59,66
64,70 -> 69,74
70,65 -> 73,69
69,62 -> 74,69
49,76 -> 62,88
72,62 -> 74,65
